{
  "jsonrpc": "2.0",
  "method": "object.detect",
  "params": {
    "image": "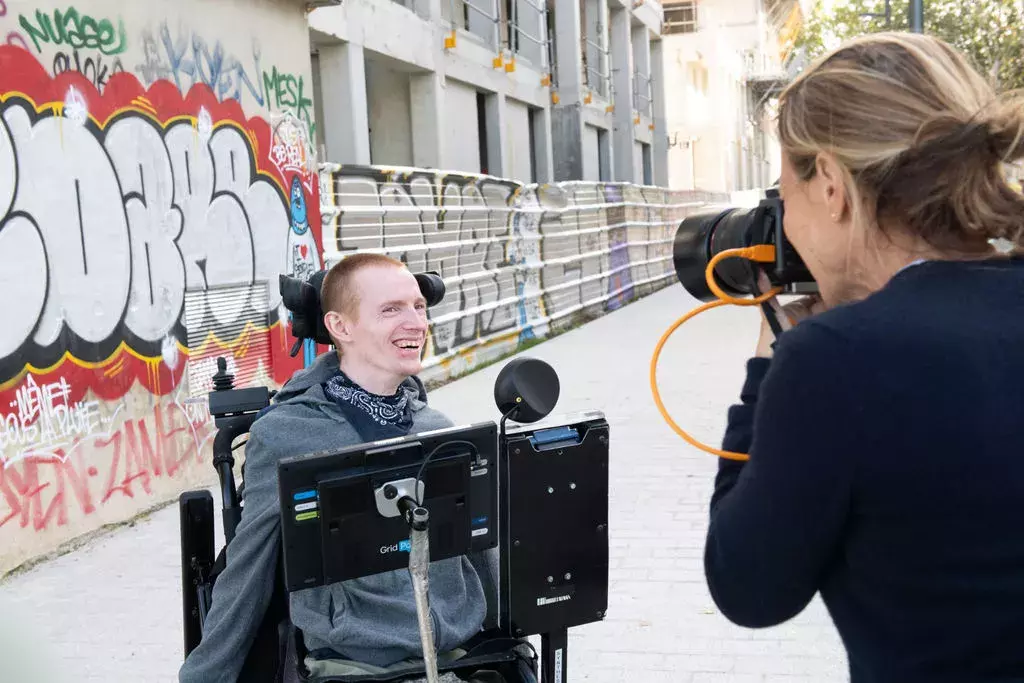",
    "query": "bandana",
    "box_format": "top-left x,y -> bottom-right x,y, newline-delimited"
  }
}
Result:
322,370 -> 414,442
